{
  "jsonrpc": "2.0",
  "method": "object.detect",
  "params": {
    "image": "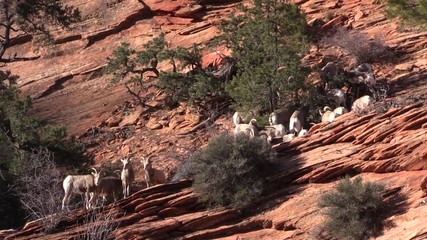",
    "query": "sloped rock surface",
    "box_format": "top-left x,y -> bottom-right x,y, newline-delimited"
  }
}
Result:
5,103 -> 427,239
2,0 -> 427,239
